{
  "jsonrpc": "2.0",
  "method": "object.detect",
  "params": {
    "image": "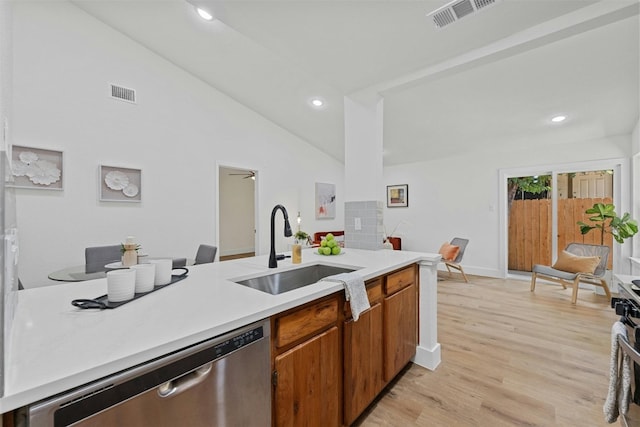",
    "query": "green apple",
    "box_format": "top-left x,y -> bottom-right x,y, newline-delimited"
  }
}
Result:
327,240 -> 337,248
318,247 -> 324,255
320,240 -> 328,247
331,246 -> 341,255
325,233 -> 334,241
322,247 -> 332,255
